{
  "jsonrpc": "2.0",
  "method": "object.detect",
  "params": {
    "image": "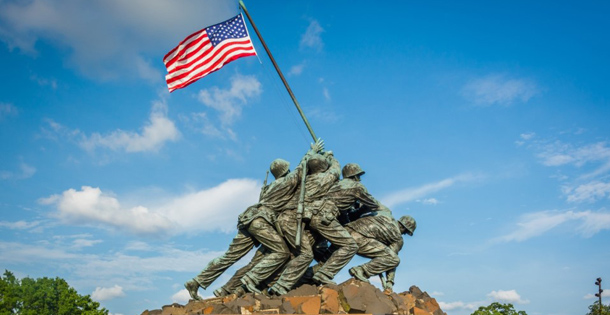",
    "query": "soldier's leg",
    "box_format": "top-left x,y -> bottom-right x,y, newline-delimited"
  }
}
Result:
241,218 -> 290,289
349,230 -> 400,279
309,216 -> 358,283
269,210 -> 314,295
192,228 -> 255,290
215,247 -> 268,296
